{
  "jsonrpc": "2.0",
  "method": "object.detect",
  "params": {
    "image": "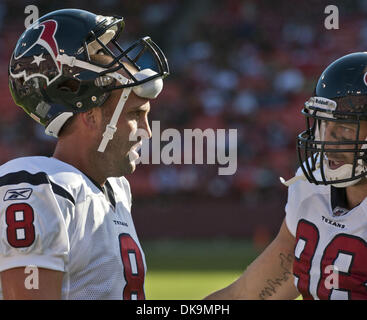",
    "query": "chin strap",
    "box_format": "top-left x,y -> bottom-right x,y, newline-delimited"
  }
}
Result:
97,85 -> 132,153
57,54 -> 130,84
279,175 -> 307,187
280,162 -> 320,187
